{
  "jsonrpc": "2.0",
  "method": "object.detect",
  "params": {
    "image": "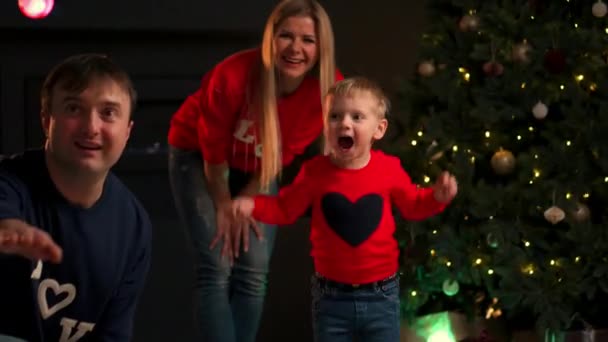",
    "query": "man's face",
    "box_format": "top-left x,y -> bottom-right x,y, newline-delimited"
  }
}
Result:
42,76 -> 133,176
